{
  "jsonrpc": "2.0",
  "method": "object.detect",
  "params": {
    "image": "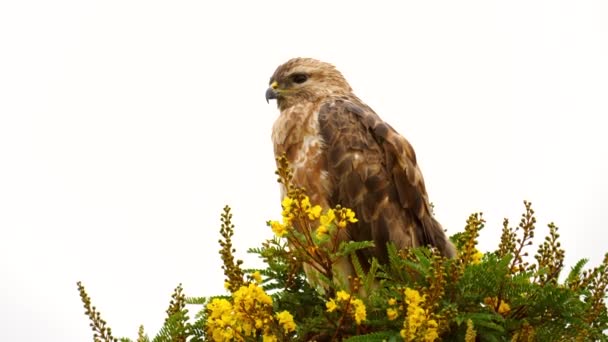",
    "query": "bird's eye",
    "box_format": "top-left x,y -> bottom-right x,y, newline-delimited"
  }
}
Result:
292,73 -> 308,84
